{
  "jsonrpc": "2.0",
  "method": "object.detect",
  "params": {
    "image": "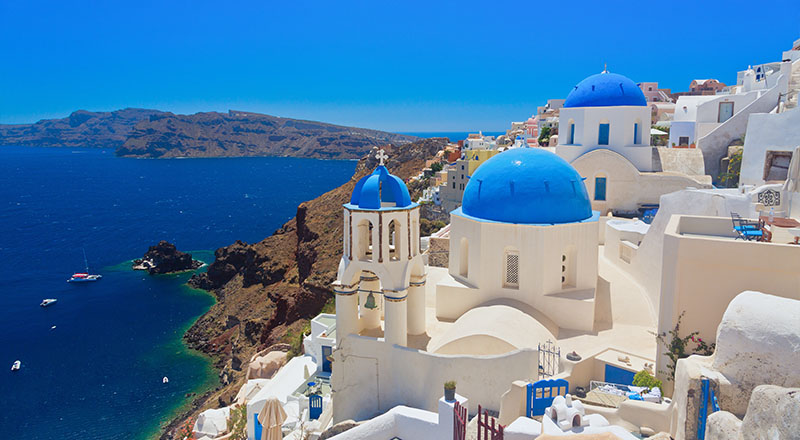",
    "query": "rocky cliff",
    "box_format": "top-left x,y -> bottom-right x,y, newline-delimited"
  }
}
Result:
133,241 -> 203,274
116,110 -> 418,159
0,108 -> 165,148
160,138 -> 447,438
